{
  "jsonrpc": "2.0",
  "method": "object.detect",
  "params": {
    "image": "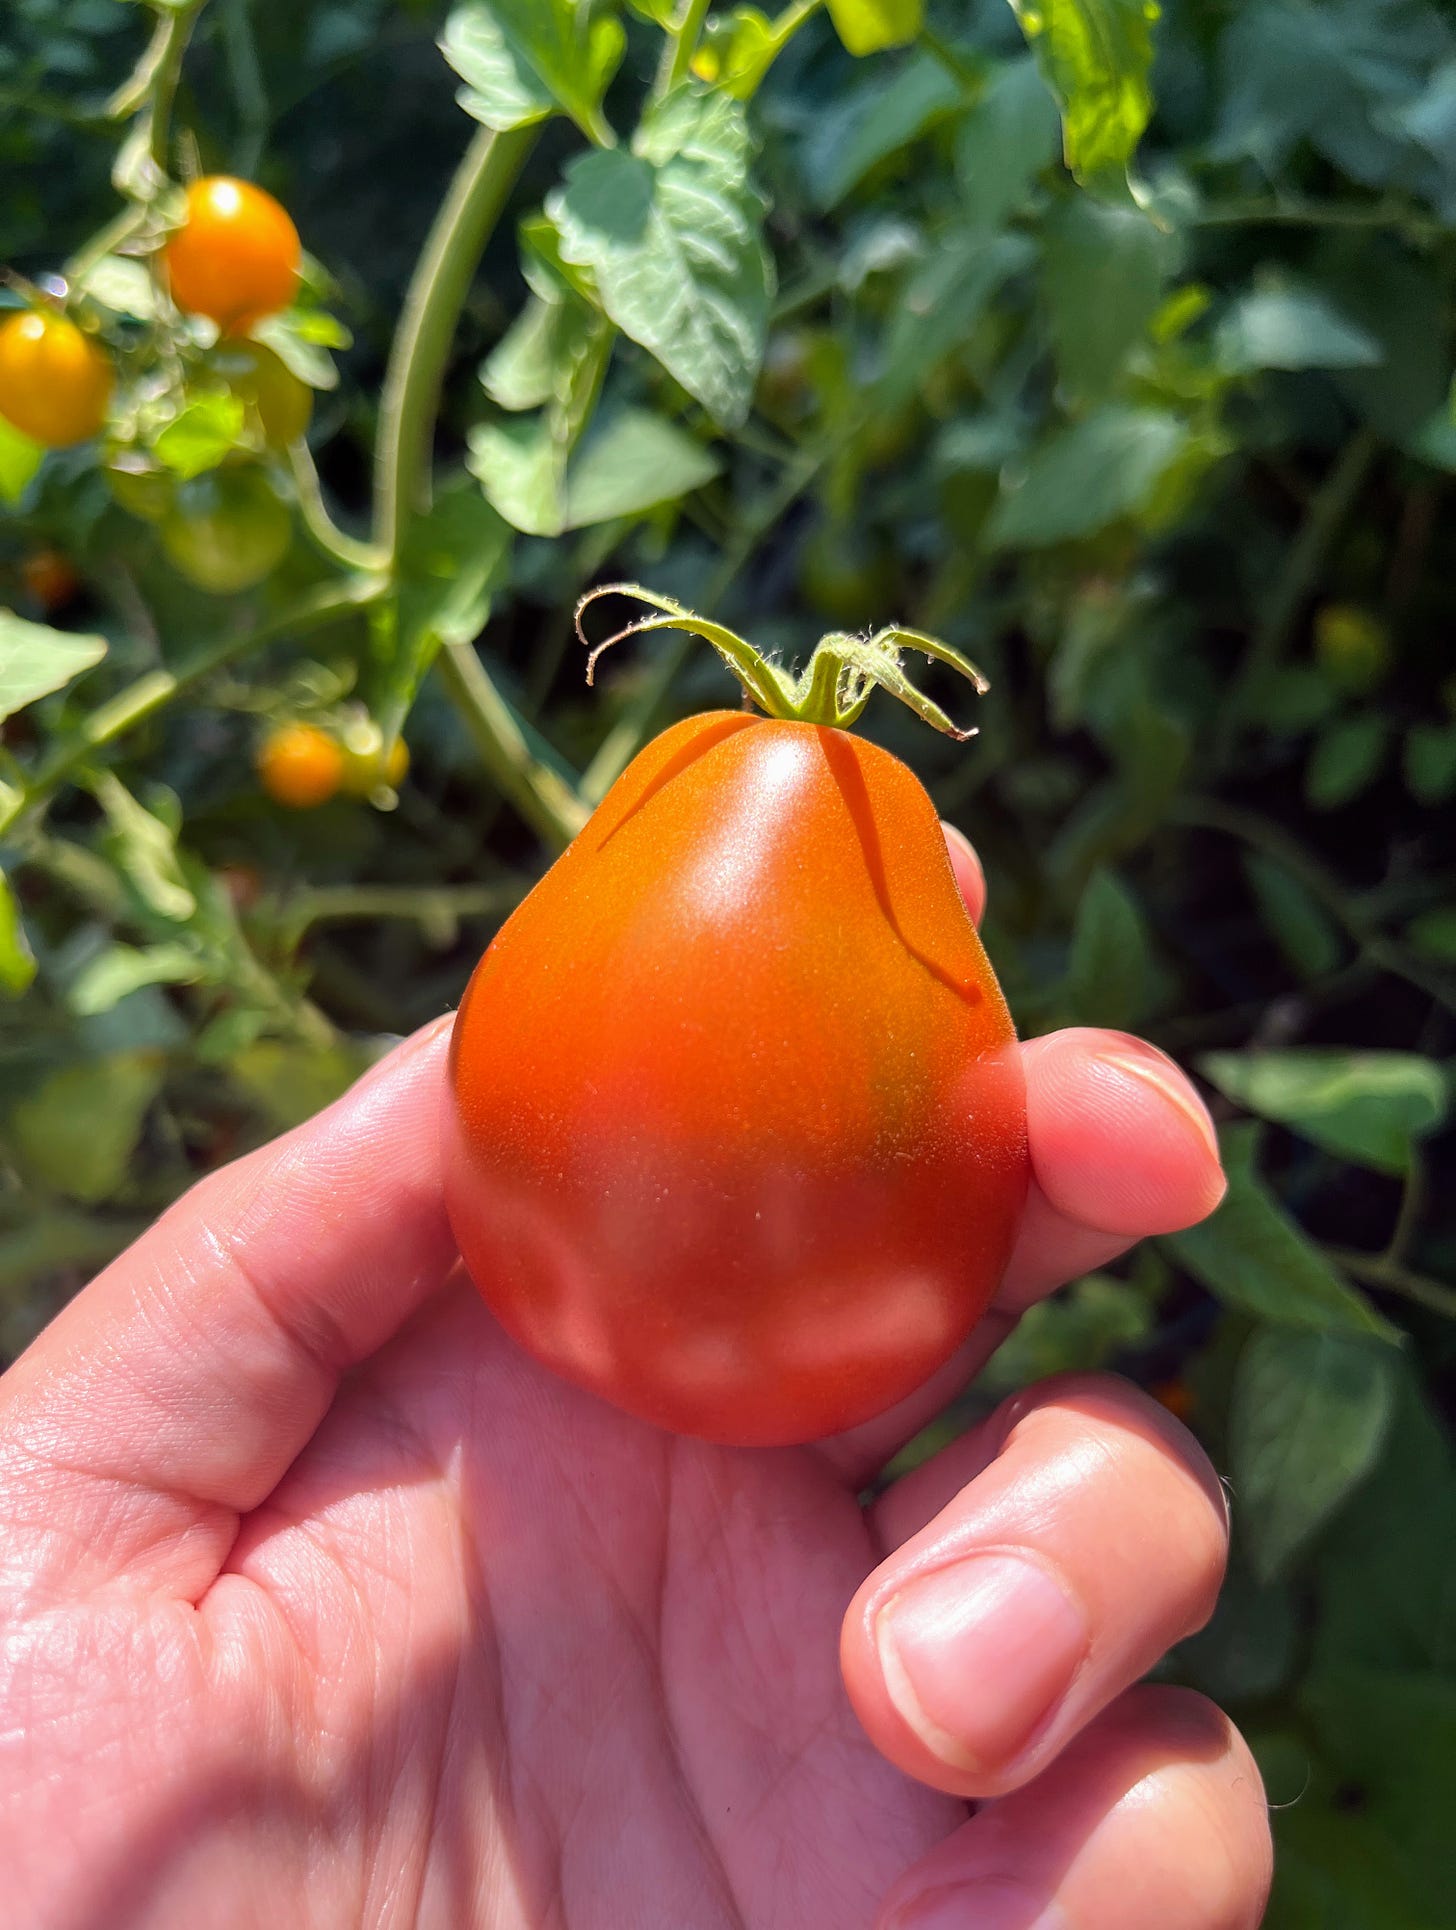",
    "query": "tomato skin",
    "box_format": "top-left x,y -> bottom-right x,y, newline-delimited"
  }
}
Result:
444,714 -> 1029,1445
164,178 -> 301,335
0,310 -> 112,448
257,723 -> 344,808
161,467 -> 291,593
